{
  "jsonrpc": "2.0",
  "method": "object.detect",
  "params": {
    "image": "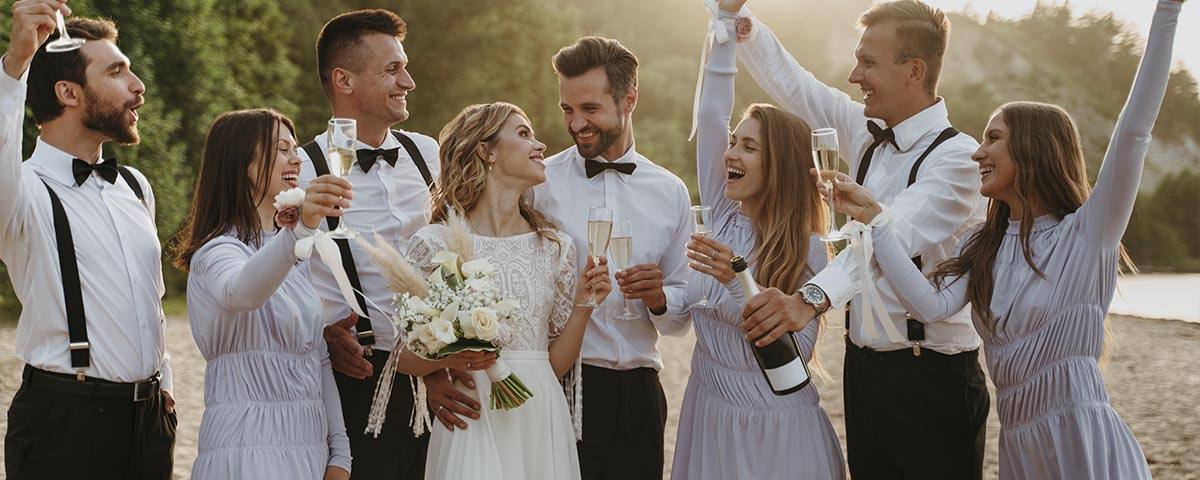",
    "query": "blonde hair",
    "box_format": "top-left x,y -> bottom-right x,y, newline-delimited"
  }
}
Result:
858,0 -> 950,95
431,102 -> 562,249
